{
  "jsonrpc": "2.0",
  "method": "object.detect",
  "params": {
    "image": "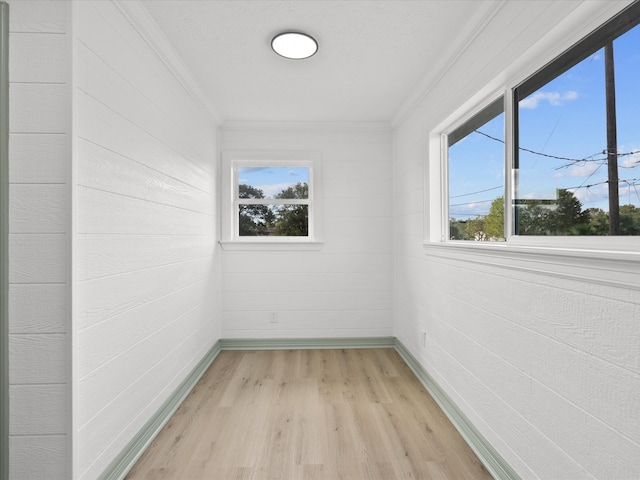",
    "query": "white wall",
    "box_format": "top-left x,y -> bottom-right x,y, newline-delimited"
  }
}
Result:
7,1 -> 70,478
394,1 -> 640,479
221,124 -> 393,339
73,2 -> 220,478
